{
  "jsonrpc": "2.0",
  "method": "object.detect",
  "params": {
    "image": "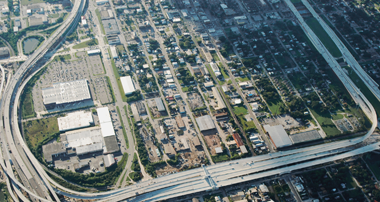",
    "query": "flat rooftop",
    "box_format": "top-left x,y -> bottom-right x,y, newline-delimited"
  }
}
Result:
289,130 -> 322,144
196,115 -> 216,131
263,125 -> 293,148
58,111 -> 93,132
42,79 -> 91,105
